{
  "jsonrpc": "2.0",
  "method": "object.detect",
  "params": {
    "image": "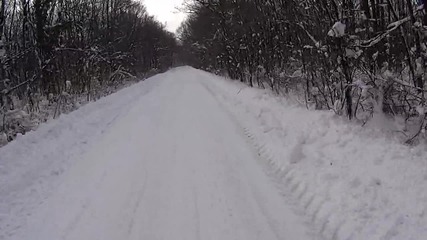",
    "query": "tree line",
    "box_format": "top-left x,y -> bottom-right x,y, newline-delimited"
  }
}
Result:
0,0 -> 177,144
179,0 -> 427,143
2,0 -> 427,145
